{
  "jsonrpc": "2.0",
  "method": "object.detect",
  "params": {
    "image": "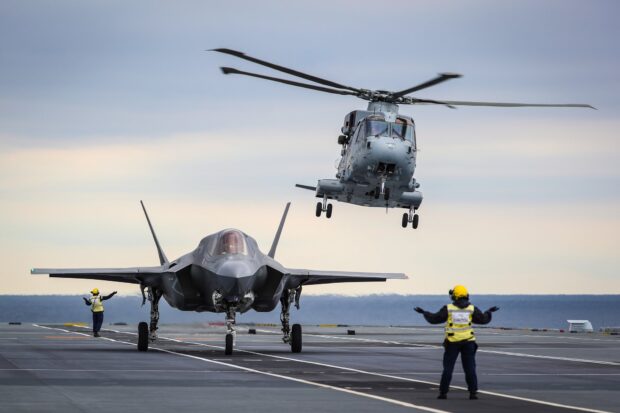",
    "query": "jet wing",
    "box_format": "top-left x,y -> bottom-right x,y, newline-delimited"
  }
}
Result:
287,268 -> 408,286
31,266 -> 166,286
